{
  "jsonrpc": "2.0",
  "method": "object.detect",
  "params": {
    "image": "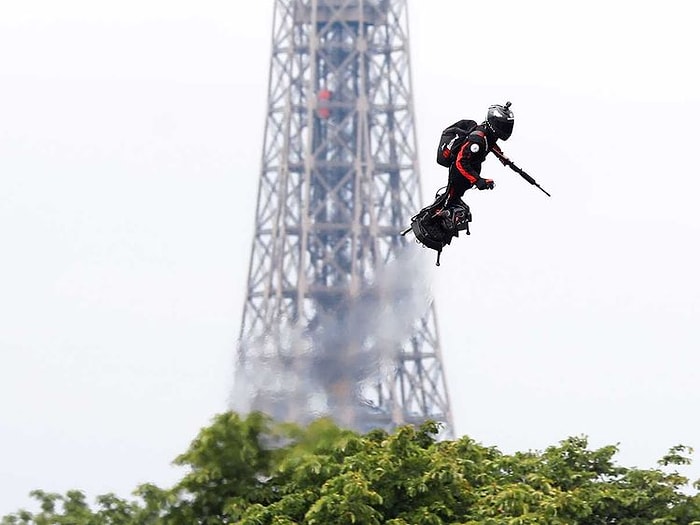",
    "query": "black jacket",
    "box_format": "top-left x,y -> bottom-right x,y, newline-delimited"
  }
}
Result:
448,124 -> 498,190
